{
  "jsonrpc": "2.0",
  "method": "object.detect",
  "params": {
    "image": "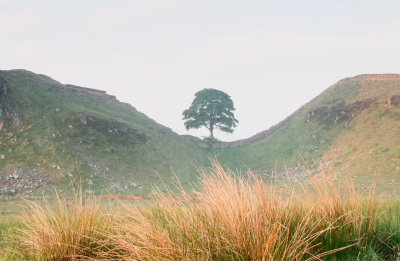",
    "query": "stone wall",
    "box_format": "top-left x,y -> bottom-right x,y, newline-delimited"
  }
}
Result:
183,106 -> 302,149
